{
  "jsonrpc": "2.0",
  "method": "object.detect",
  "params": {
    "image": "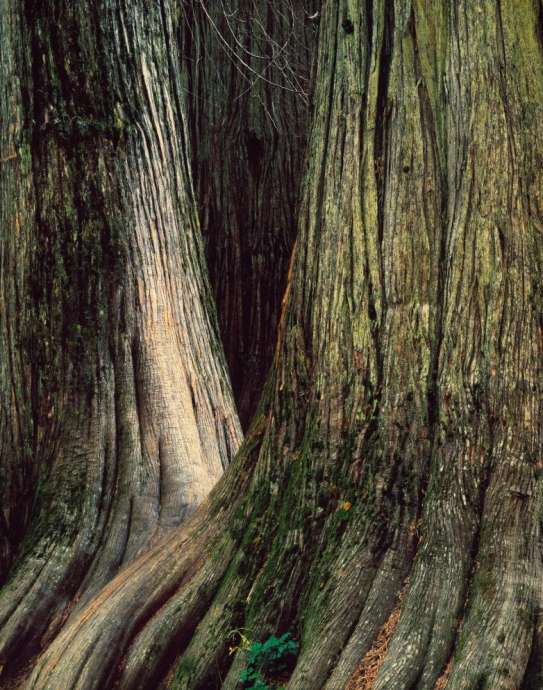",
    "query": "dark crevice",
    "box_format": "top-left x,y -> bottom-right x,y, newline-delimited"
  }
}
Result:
537,0 -> 543,57
366,0 -> 395,400
365,0 -> 373,50
374,0 -> 394,264
520,625 -> 543,690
